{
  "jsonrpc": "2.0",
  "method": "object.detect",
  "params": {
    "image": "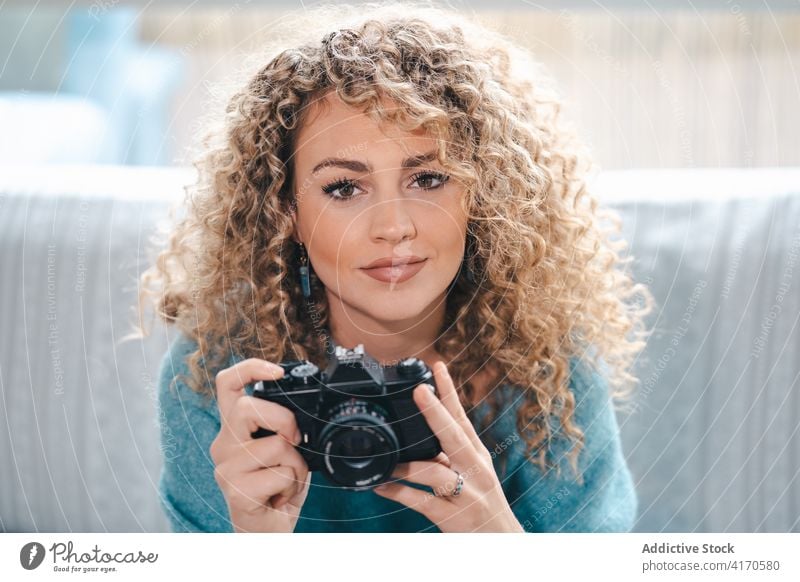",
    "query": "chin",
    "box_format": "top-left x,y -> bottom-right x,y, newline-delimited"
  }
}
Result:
361,297 -> 431,320
352,287 -> 442,321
